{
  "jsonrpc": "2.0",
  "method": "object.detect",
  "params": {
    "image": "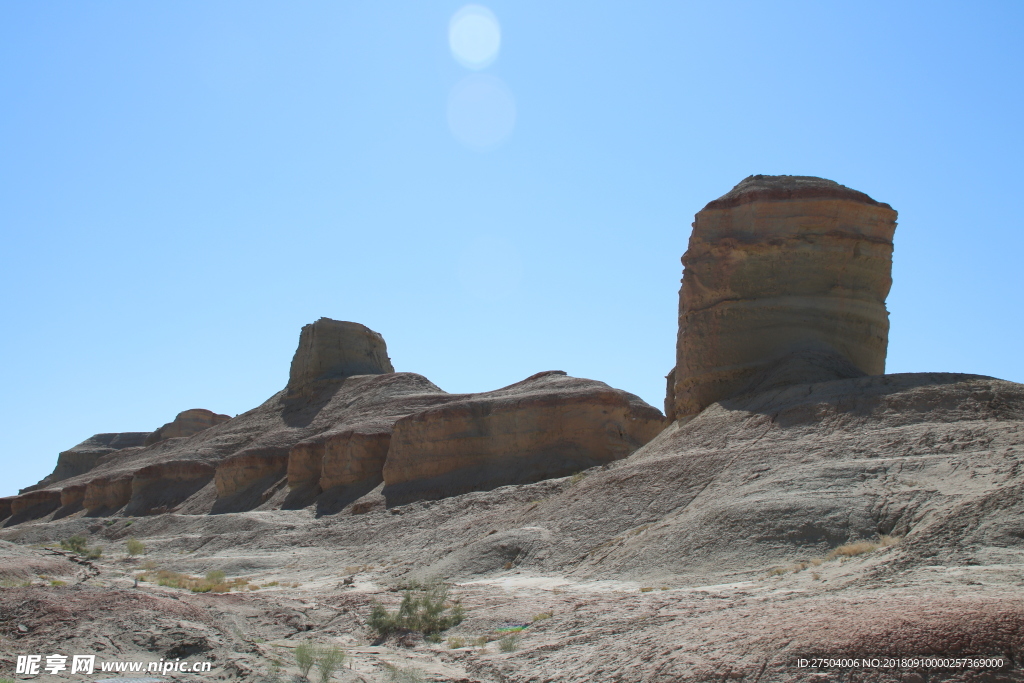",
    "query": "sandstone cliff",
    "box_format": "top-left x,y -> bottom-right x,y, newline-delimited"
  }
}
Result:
383,370 -> 666,503
668,175 -> 898,421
